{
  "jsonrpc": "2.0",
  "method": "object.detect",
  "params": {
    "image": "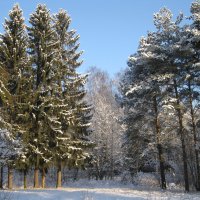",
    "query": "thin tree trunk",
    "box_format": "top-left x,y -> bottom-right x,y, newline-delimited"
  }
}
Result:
24,169 -> 27,189
34,156 -> 39,188
153,95 -> 166,189
41,167 -> 46,188
56,161 -> 62,188
188,80 -> 200,191
0,165 -> 3,189
174,79 -> 189,192
8,166 -> 13,190
110,128 -> 114,180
